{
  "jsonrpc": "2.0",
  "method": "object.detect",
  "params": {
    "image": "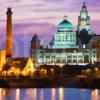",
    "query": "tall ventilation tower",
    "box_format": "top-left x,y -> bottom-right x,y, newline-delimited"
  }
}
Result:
6,8 -> 13,58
